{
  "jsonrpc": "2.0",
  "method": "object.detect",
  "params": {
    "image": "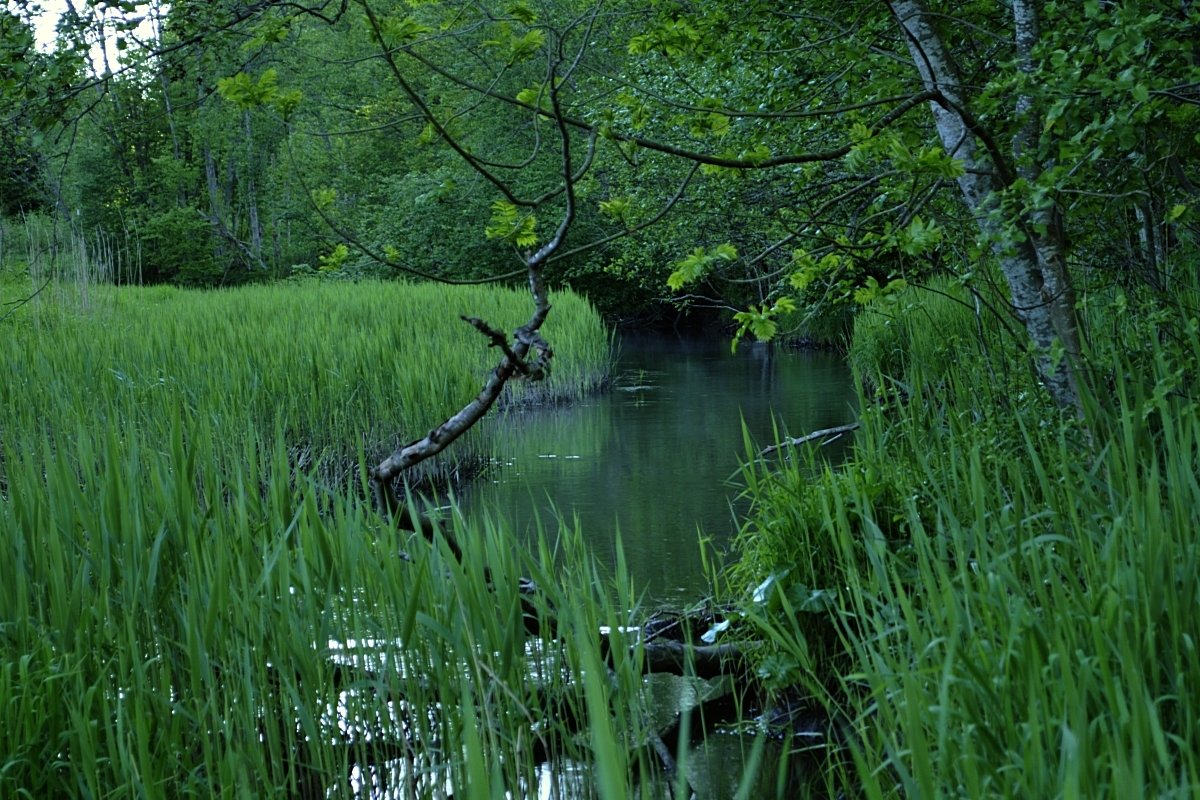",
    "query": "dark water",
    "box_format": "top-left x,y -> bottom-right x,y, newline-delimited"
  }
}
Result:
463,332 -> 857,603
